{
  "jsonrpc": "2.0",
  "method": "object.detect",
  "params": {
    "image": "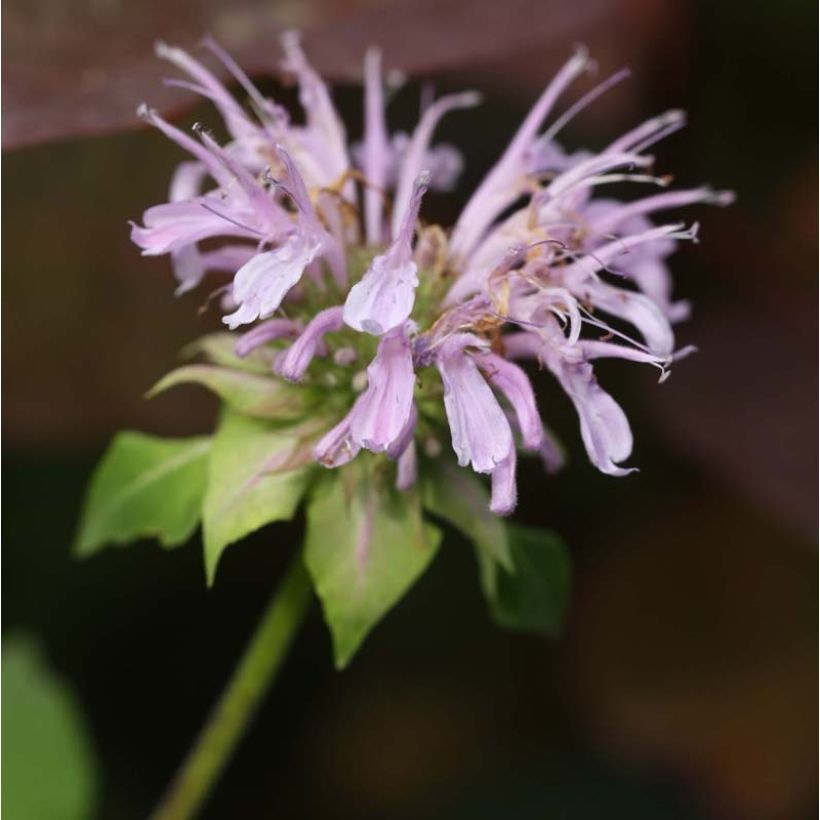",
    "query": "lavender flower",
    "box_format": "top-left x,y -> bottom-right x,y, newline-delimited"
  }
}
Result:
131,34 -> 732,515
